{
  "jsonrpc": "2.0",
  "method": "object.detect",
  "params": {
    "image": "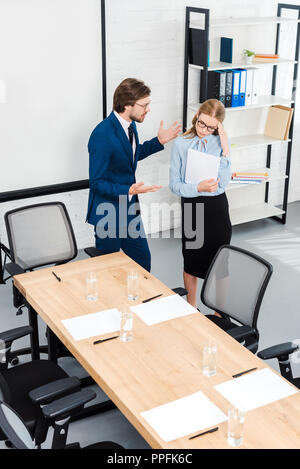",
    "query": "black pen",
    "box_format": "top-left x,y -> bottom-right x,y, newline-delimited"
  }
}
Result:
93,335 -> 119,345
189,427 -> 219,440
52,271 -> 61,282
232,367 -> 257,378
142,294 -> 163,303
